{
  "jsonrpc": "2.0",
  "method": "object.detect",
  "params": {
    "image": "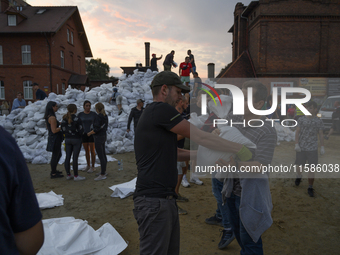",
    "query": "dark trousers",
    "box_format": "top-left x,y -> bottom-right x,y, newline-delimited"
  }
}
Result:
65,138 -> 82,176
133,196 -> 180,255
50,135 -> 62,174
226,193 -> 263,255
212,177 -> 231,228
94,136 -> 107,175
